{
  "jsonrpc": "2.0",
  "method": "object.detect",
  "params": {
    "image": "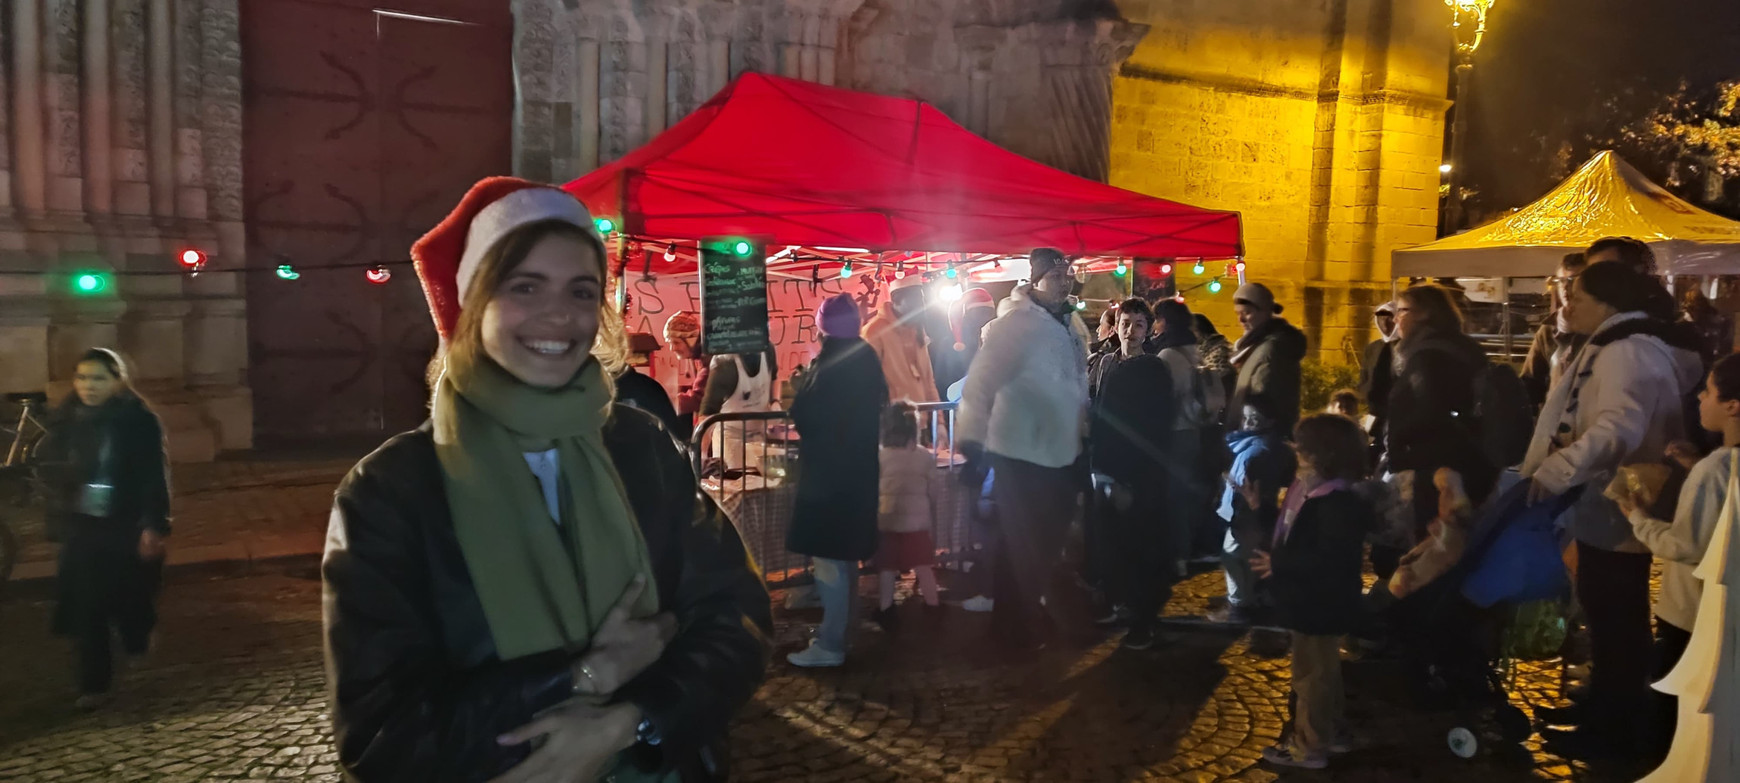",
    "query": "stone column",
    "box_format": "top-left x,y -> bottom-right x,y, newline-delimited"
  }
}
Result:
576,37 -> 602,172
84,0 -> 115,217
112,0 -> 152,216
148,0 -> 177,219
173,0 -> 208,220
644,39 -> 668,137
513,0 -> 557,181
11,0 -> 46,217
1034,19 -> 1144,183
44,0 -> 85,213
0,4 -> 13,217
200,0 -> 245,253
958,26 -> 1004,136
699,3 -> 734,97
